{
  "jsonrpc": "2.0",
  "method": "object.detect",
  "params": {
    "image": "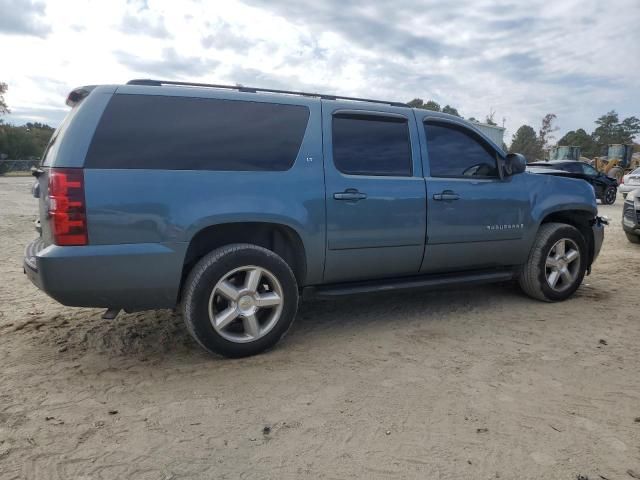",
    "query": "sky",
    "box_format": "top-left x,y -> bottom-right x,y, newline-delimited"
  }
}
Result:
1,0 -> 639,143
